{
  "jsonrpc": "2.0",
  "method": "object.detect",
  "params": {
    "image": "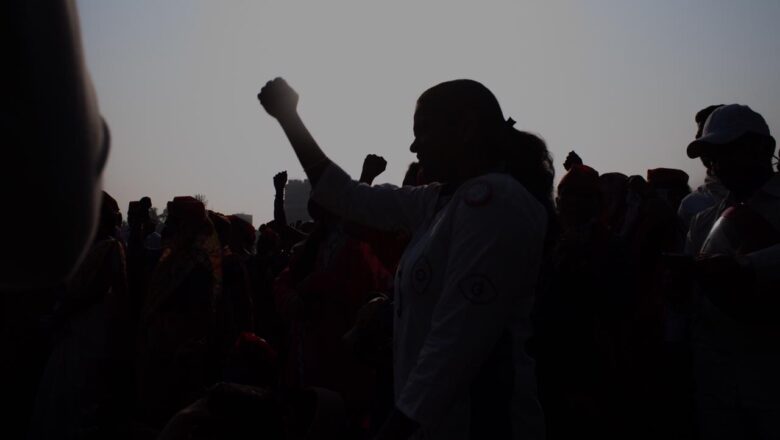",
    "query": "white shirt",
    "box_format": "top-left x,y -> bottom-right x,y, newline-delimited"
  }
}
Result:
678,175 -> 728,231
686,173 -> 780,284
311,163 -> 547,439
685,173 -> 780,415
